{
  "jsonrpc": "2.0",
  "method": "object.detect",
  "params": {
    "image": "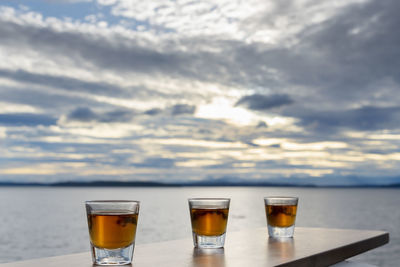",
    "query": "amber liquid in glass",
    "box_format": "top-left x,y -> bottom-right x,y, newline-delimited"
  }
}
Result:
190,208 -> 229,236
266,204 -> 297,227
88,211 -> 138,249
